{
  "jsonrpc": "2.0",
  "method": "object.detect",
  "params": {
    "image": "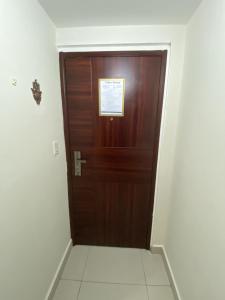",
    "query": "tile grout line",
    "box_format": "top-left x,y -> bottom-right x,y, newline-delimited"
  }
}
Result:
76,281 -> 82,300
82,246 -> 91,280
82,280 -> 146,286
76,246 -> 91,300
139,249 -> 150,300
61,277 -> 170,287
